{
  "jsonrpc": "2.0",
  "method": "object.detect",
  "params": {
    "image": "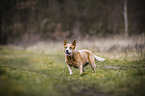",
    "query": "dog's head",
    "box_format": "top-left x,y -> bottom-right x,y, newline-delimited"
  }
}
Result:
64,40 -> 76,56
